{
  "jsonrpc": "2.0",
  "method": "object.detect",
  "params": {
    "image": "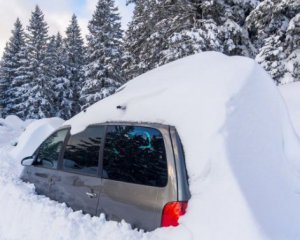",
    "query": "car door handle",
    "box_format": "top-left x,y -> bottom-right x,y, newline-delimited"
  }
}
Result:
49,177 -> 60,186
49,177 -> 55,186
86,192 -> 97,198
